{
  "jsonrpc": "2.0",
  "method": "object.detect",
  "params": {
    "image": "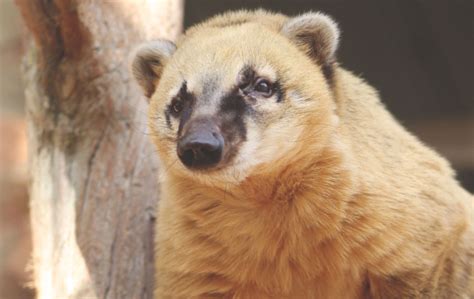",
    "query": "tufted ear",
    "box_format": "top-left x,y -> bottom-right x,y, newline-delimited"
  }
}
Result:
131,39 -> 176,98
281,12 -> 340,76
